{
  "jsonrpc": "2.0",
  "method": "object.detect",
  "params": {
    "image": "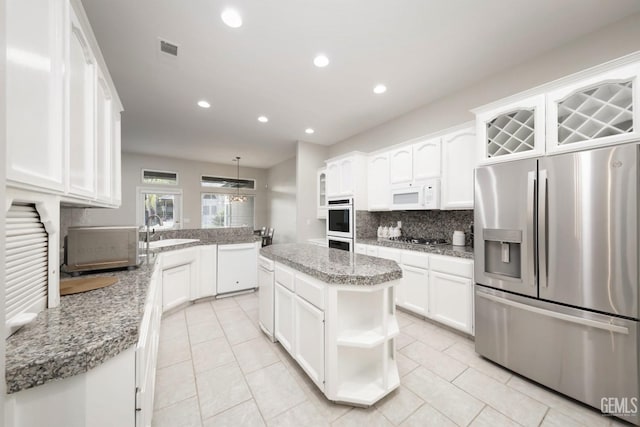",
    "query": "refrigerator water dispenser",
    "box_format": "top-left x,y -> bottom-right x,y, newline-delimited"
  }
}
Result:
483,229 -> 522,279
